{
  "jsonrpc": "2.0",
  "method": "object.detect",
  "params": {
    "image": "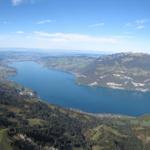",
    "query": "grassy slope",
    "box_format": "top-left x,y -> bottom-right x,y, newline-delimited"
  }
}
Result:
0,129 -> 12,150
0,81 -> 150,149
